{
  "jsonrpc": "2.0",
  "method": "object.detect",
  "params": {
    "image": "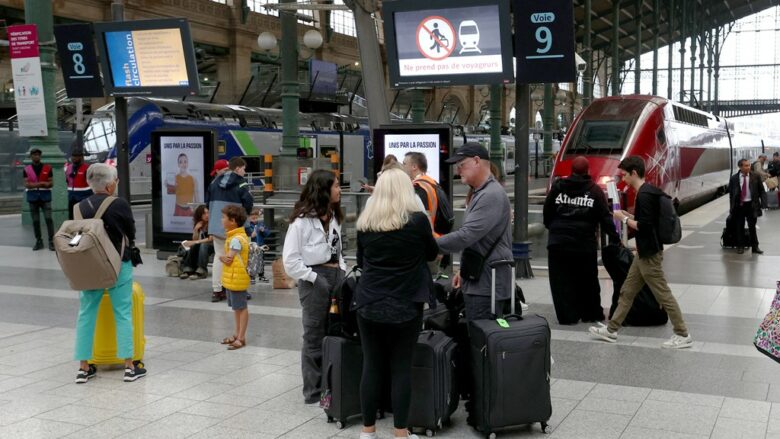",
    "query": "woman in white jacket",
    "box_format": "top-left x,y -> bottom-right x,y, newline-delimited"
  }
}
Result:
283,169 -> 347,404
